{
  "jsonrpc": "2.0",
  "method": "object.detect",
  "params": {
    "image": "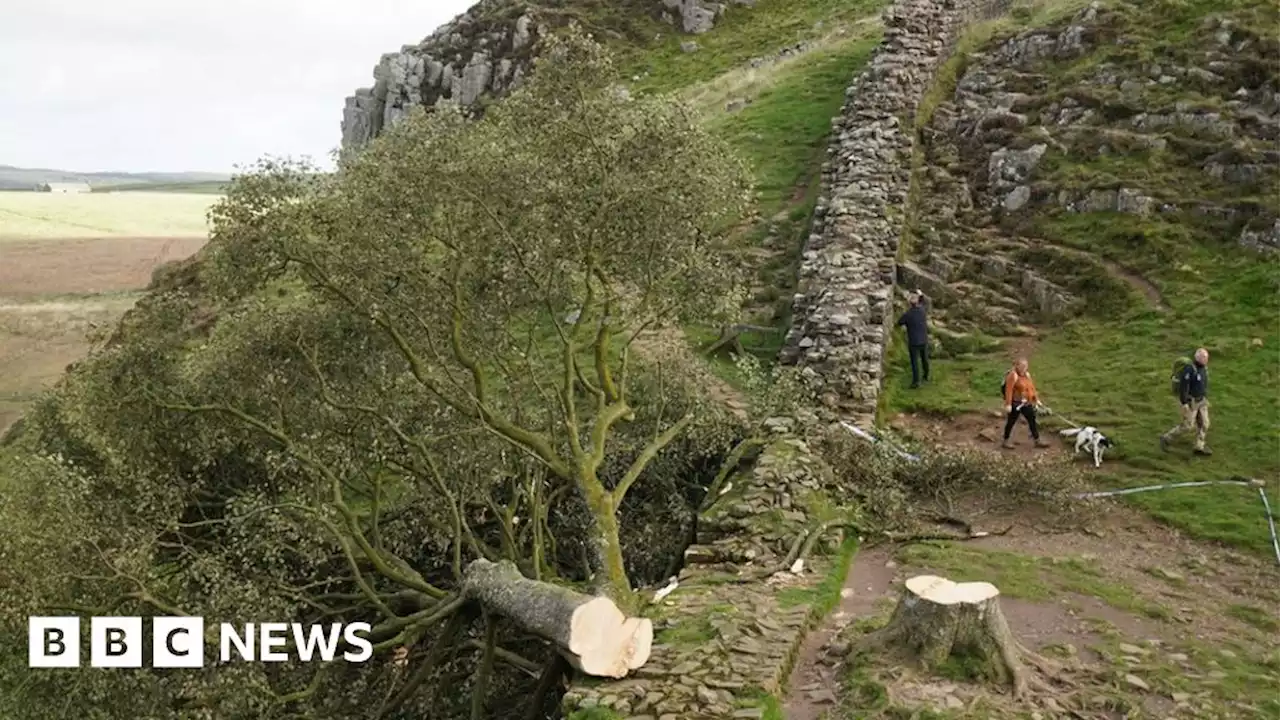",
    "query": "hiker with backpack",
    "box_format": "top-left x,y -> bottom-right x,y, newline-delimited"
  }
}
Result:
897,290 -> 930,389
1001,358 -> 1051,449
1161,348 -> 1212,456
